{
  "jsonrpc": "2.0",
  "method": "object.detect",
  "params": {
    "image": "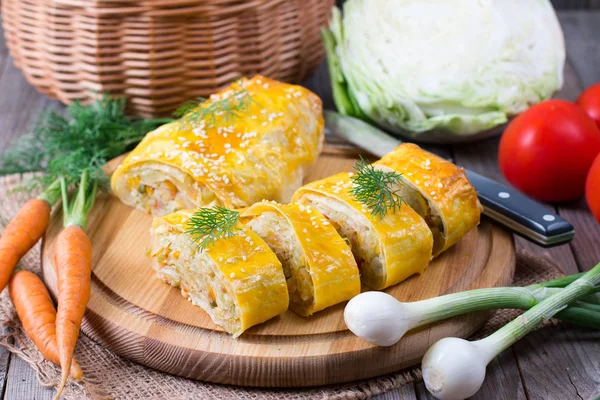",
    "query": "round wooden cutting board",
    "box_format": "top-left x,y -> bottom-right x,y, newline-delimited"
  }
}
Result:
41,146 -> 515,387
